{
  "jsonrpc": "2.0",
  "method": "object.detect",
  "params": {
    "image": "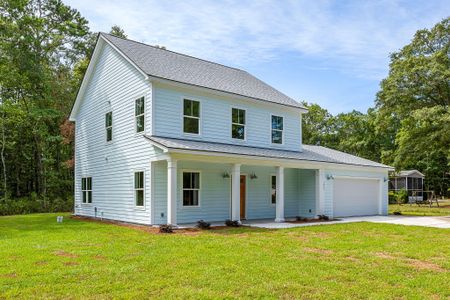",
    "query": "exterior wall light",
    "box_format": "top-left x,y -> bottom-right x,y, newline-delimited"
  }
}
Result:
326,174 -> 334,180
250,172 -> 258,180
222,172 -> 230,179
